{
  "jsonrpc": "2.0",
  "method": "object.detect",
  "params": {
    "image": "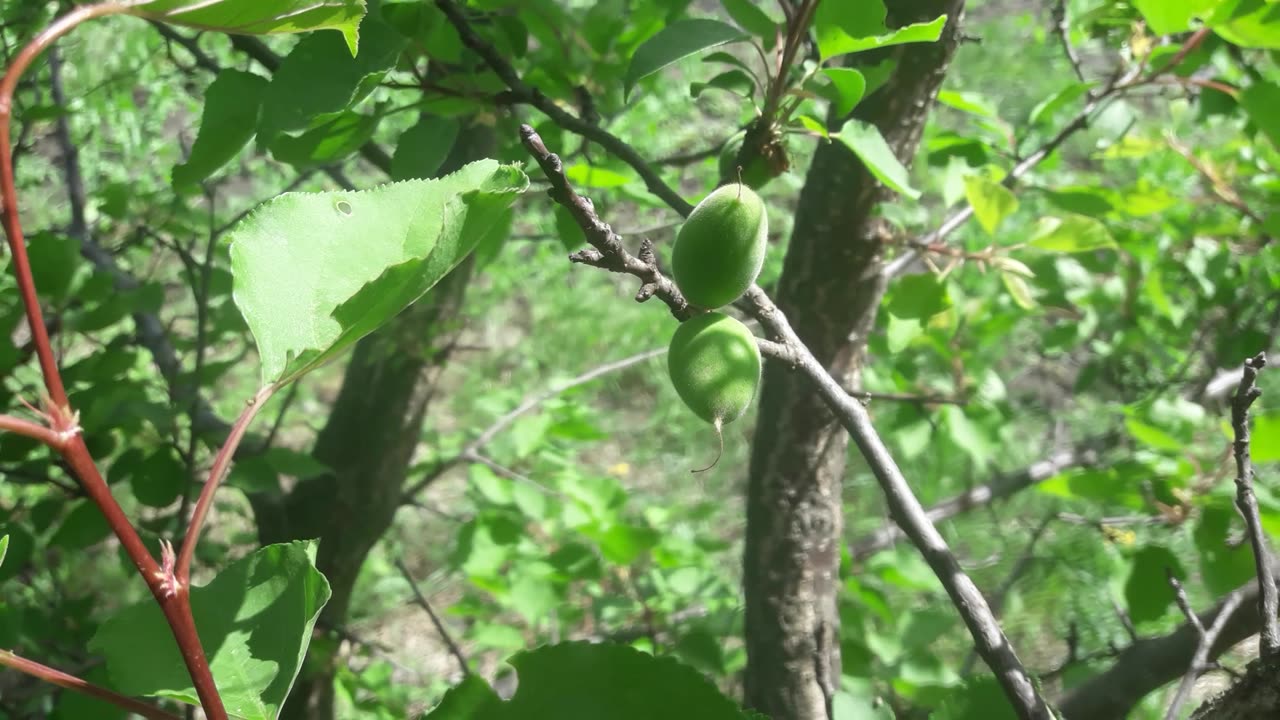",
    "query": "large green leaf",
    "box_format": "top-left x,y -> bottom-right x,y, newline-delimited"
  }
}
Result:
1124,545 -> 1184,626
623,19 -> 748,100
391,115 -> 461,181
126,0 -> 366,55
1207,0 -> 1280,49
89,542 -> 330,720
269,111 -> 381,169
1132,0 -> 1221,35
1195,504 -> 1257,596
257,14 -> 405,141
173,70 -> 268,189
228,159 -> 528,386
834,122 -> 921,200
814,0 -> 946,59
423,642 -> 763,719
